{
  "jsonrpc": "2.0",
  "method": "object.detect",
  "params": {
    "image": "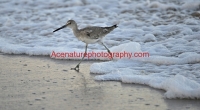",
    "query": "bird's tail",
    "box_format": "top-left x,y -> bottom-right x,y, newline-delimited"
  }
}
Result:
112,24 -> 118,28
111,24 -> 118,29
106,24 -> 118,32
